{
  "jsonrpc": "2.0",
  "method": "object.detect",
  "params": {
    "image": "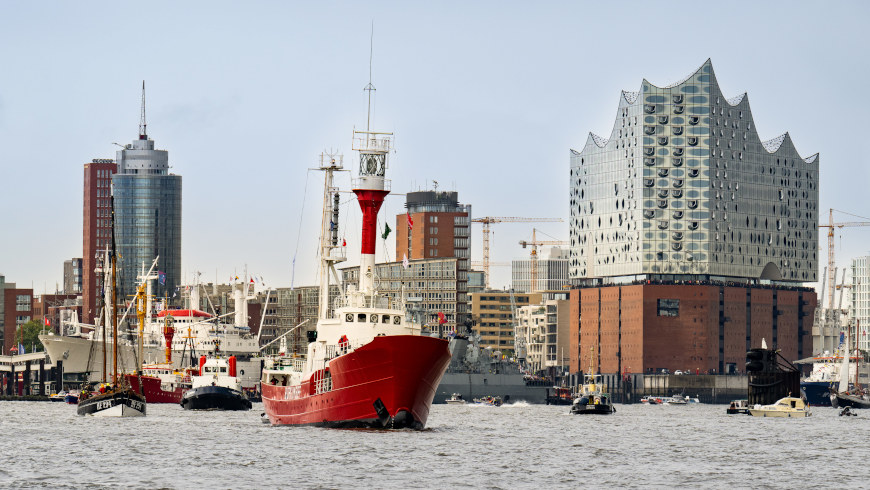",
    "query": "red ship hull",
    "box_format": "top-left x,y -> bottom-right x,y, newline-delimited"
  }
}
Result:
125,374 -> 188,404
262,335 -> 450,429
